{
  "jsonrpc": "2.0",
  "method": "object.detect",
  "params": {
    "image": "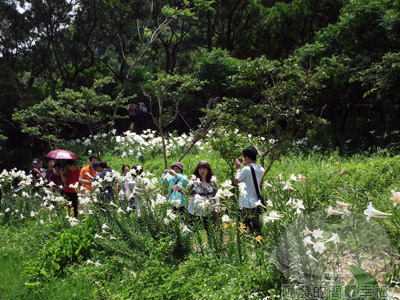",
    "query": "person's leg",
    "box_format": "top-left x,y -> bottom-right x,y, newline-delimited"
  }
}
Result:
240,208 -> 250,230
250,208 -> 262,235
71,193 -> 78,218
